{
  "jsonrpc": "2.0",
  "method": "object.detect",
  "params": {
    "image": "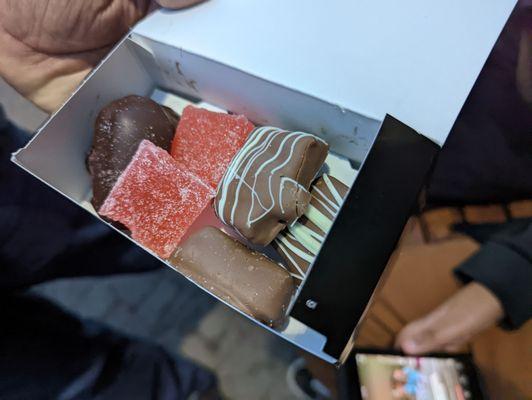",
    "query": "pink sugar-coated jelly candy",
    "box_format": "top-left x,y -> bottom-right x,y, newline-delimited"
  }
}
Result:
99,140 -> 215,258
171,106 -> 254,190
